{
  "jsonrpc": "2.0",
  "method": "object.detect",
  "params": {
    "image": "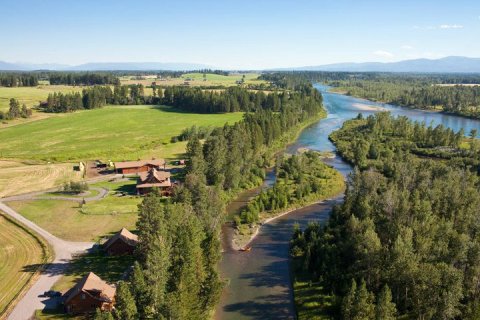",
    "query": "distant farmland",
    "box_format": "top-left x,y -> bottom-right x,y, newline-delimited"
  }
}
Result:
0,105 -> 243,161
0,85 -> 83,112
